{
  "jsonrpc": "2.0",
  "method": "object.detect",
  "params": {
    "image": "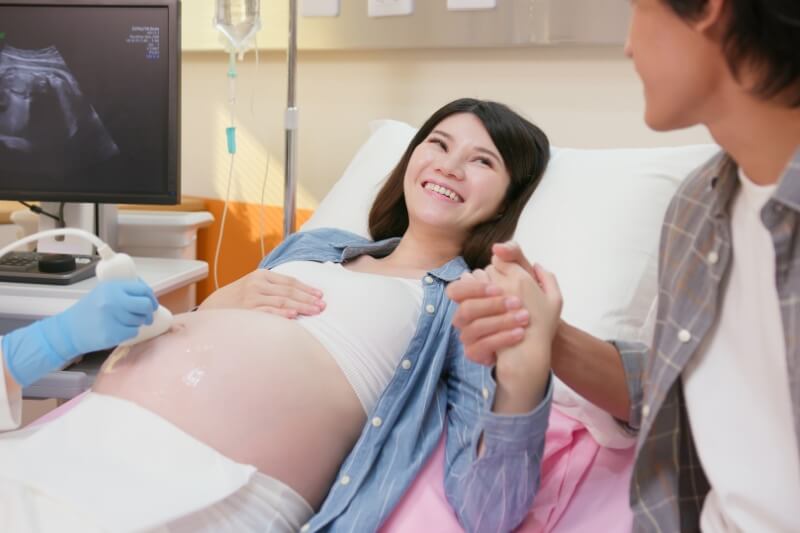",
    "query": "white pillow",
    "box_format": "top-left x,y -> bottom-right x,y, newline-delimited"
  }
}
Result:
515,144 -> 719,447
303,119 -> 719,447
515,145 -> 720,342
